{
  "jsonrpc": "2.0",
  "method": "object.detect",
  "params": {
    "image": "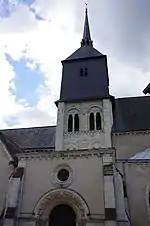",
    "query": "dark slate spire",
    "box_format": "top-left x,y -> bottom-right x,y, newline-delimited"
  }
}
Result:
81,7 -> 93,47
56,6 -> 110,104
64,8 -> 103,61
